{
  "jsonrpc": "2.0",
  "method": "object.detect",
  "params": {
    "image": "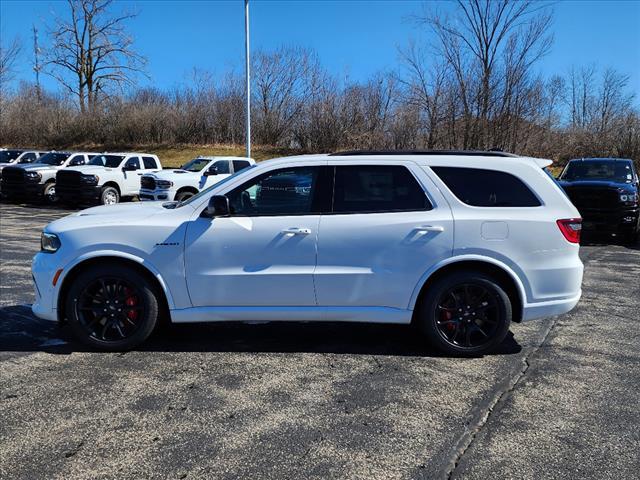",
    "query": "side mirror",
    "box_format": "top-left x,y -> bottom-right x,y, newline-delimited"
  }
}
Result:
203,195 -> 230,218
205,165 -> 218,176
